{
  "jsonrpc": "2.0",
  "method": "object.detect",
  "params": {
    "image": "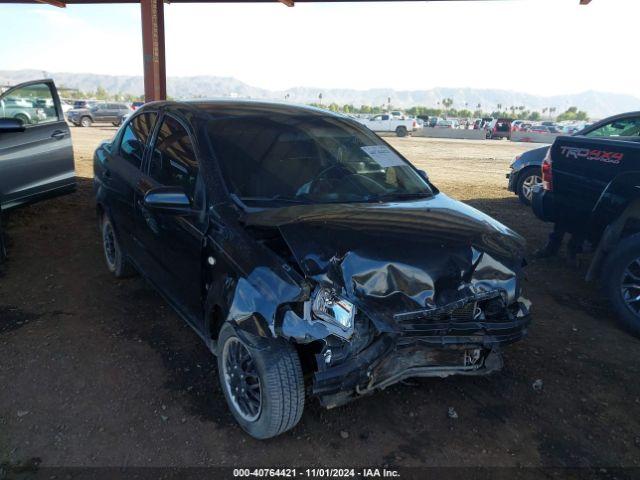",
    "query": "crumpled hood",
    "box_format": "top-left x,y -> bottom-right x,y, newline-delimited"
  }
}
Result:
243,194 -> 526,329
